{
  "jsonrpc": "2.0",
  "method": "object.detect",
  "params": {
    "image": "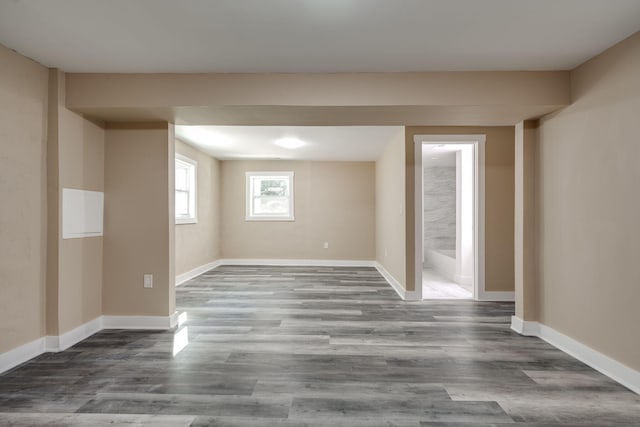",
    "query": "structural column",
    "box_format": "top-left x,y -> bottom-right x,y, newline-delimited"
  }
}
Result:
514,120 -> 538,322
